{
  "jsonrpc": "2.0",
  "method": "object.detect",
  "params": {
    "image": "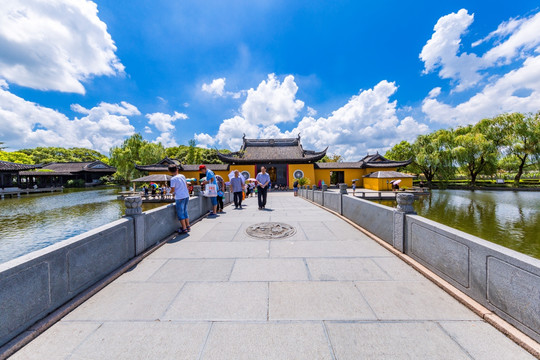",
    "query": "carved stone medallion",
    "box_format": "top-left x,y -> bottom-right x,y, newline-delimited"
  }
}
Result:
245,222 -> 296,239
